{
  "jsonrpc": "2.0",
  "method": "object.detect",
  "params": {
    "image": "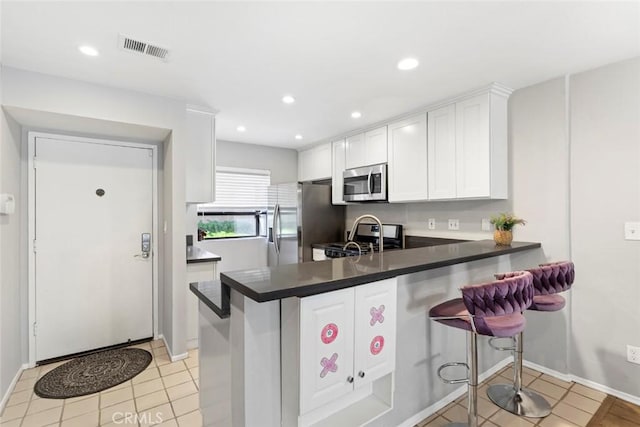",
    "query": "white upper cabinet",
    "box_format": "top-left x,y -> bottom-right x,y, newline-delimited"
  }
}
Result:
426,88 -> 509,201
319,83 -> 510,203
185,108 -> 216,203
456,94 -> 491,198
456,92 -> 508,199
345,126 -> 388,169
364,126 -> 388,166
387,114 -> 428,202
345,133 -> 365,169
331,139 -> 346,205
298,142 -> 332,182
428,104 -> 457,200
